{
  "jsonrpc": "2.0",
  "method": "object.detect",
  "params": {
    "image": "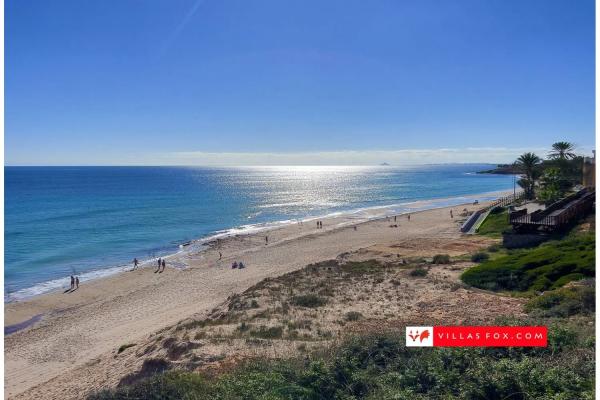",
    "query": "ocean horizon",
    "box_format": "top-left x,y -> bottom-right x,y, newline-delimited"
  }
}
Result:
5,164 -> 515,301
